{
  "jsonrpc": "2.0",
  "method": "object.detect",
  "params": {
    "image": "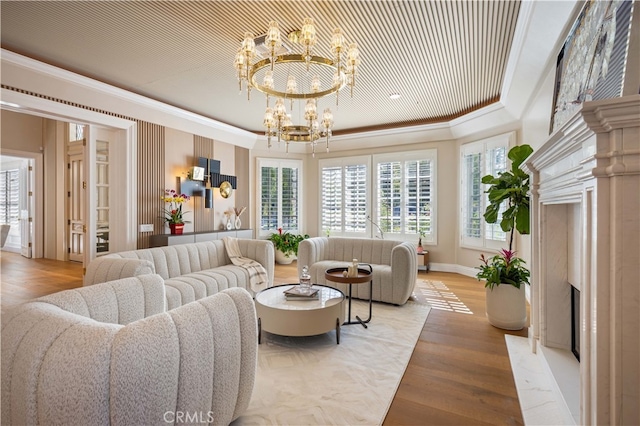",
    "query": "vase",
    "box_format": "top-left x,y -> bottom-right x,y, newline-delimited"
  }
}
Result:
485,284 -> 526,330
169,223 -> 184,235
275,249 -> 295,265
235,216 -> 242,229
